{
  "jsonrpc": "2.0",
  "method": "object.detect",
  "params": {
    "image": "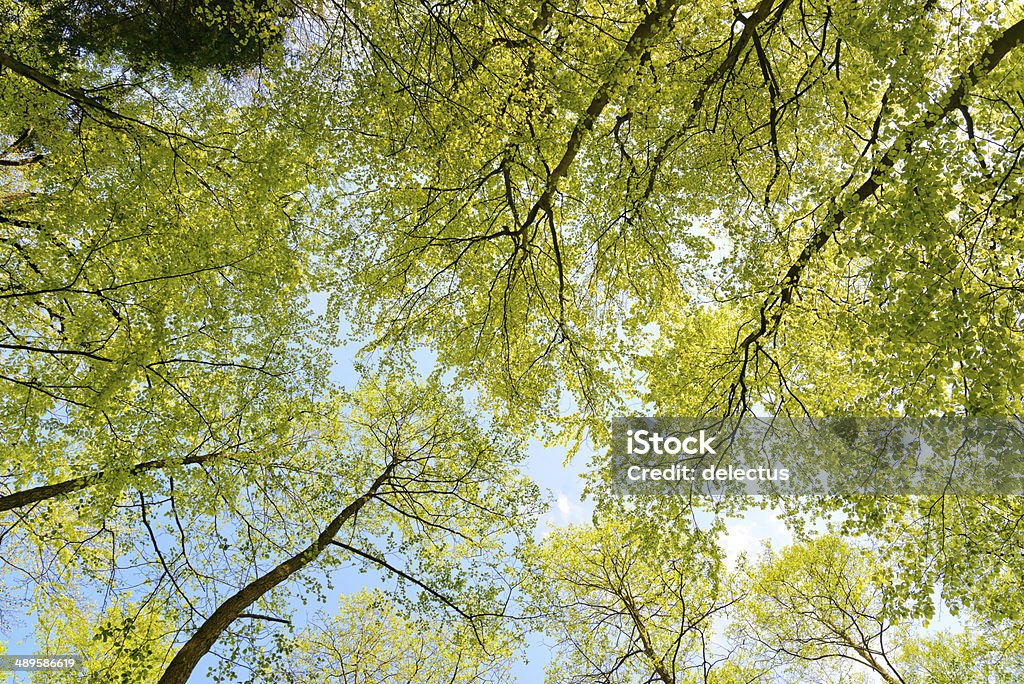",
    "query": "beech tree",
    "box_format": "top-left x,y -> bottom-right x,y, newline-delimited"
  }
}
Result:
733,535 -> 1024,683
313,0 -> 1024,426
9,373 -> 538,683
523,516 -> 736,683
17,0 -> 292,71
1,0 -> 338,531
153,374 -> 538,684
266,590 -> 518,683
